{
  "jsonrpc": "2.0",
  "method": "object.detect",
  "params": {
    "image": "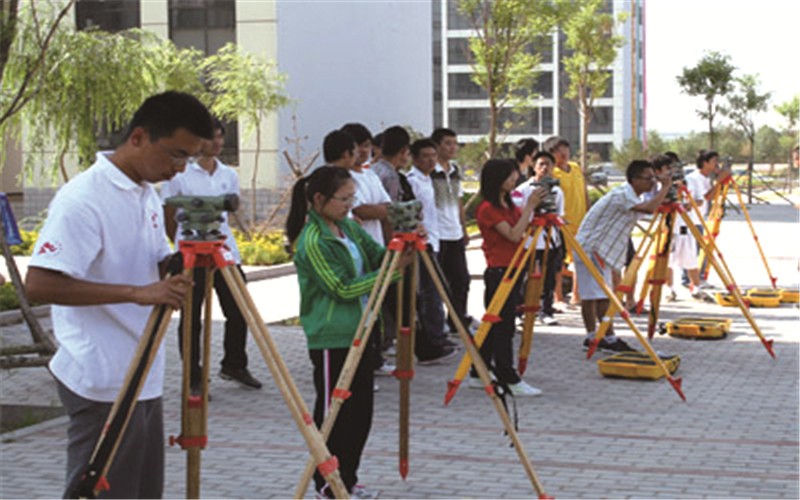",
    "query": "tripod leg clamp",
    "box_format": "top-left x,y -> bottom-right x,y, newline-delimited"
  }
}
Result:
516,305 -> 541,313
317,456 -> 340,477
616,285 -> 633,293
331,388 -> 352,400
169,435 -> 208,449
482,314 -> 501,323
394,370 -> 414,380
